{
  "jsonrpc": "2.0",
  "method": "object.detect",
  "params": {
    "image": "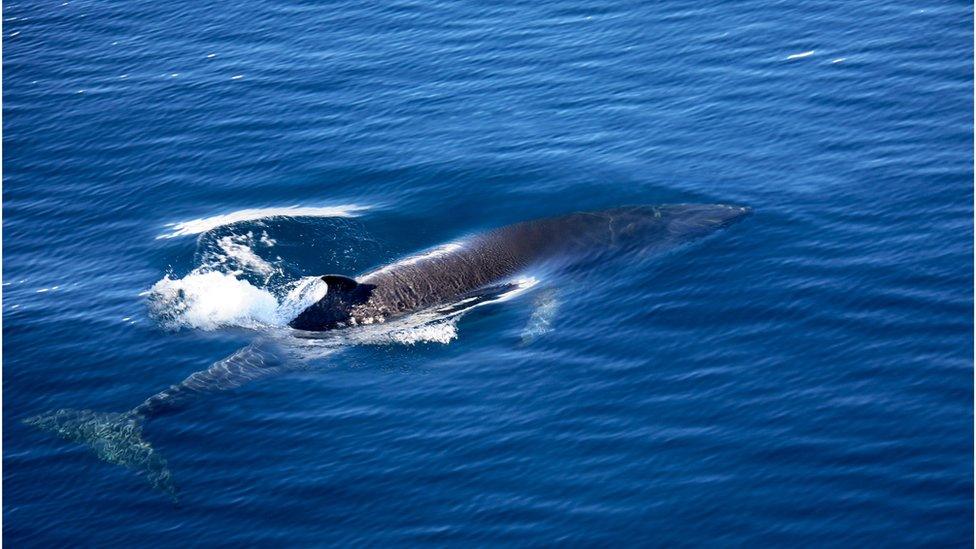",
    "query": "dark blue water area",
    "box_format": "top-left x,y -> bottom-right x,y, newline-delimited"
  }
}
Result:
3,0 -> 973,545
